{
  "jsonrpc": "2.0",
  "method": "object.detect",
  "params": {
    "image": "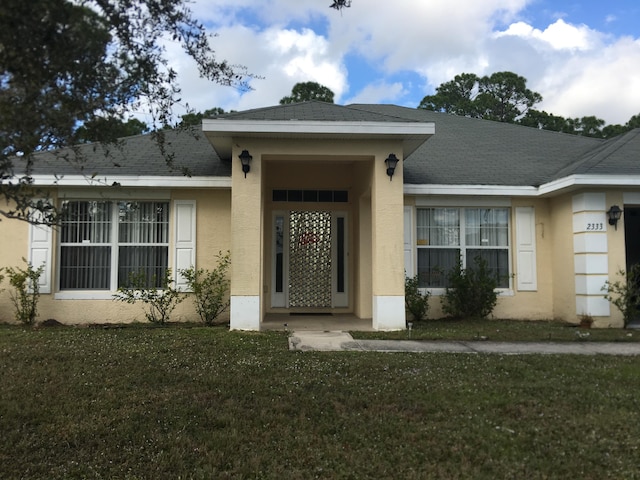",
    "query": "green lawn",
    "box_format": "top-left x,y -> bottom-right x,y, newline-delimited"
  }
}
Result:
1,324 -> 640,479
353,318 -> 640,342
